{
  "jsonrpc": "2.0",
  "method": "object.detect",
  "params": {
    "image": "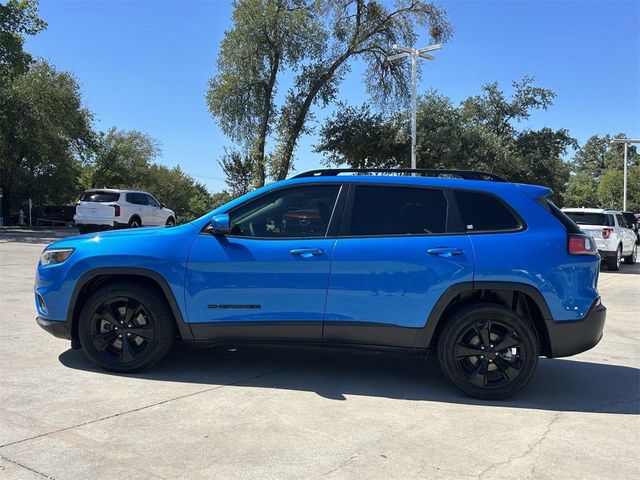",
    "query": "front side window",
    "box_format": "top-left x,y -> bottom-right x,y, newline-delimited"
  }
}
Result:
229,185 -> 340,238
455,191 -> 521,232
146,195 -> 160,207
616,214 -> 628,228
348,186 -> 448,236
